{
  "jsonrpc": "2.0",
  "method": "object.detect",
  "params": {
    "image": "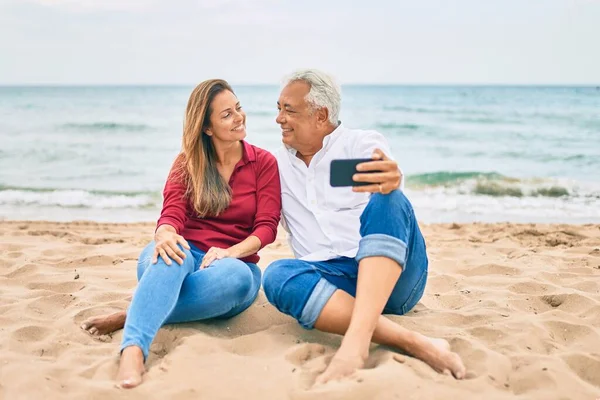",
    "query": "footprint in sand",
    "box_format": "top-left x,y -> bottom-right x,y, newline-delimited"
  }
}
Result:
285,343 -> 399,397
285,343 -> 327,367
543,320 -> 597,344
26,281 -> 86,294
11,325 -> 53,342
285,343 -> 333,390
457,263 -> 522,277
562,353 -> 600,388
4,263 -> 39,278
286,344 -> 394,400
6,251 -> 24,259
